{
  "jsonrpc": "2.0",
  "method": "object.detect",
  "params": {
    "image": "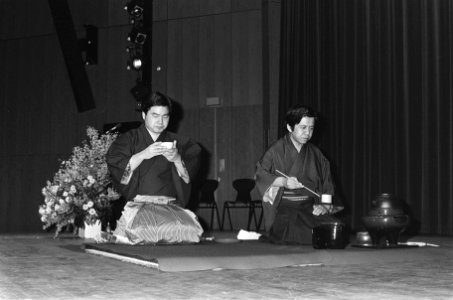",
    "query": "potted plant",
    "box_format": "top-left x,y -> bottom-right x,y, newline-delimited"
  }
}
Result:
38,127 -> 120,238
